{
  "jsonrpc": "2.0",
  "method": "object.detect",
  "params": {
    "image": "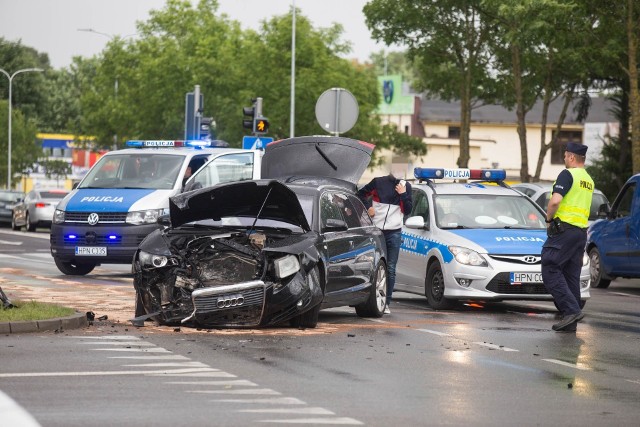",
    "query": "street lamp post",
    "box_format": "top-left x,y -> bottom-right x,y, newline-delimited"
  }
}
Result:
0,67 -> 44,189
290,0 -> 296,138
